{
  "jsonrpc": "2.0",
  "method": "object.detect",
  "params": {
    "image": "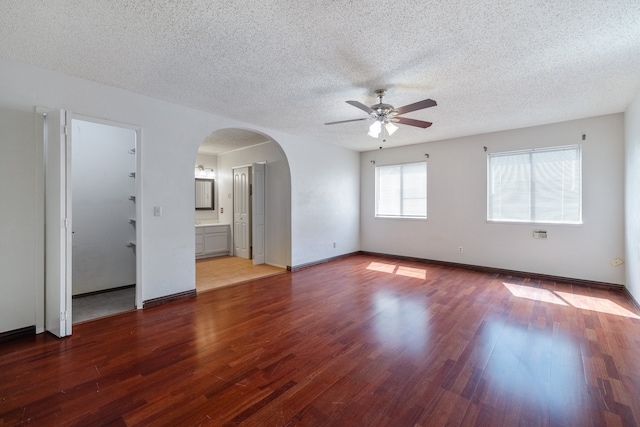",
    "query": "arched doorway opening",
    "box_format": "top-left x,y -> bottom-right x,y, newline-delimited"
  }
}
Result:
192,128 -> 292,292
